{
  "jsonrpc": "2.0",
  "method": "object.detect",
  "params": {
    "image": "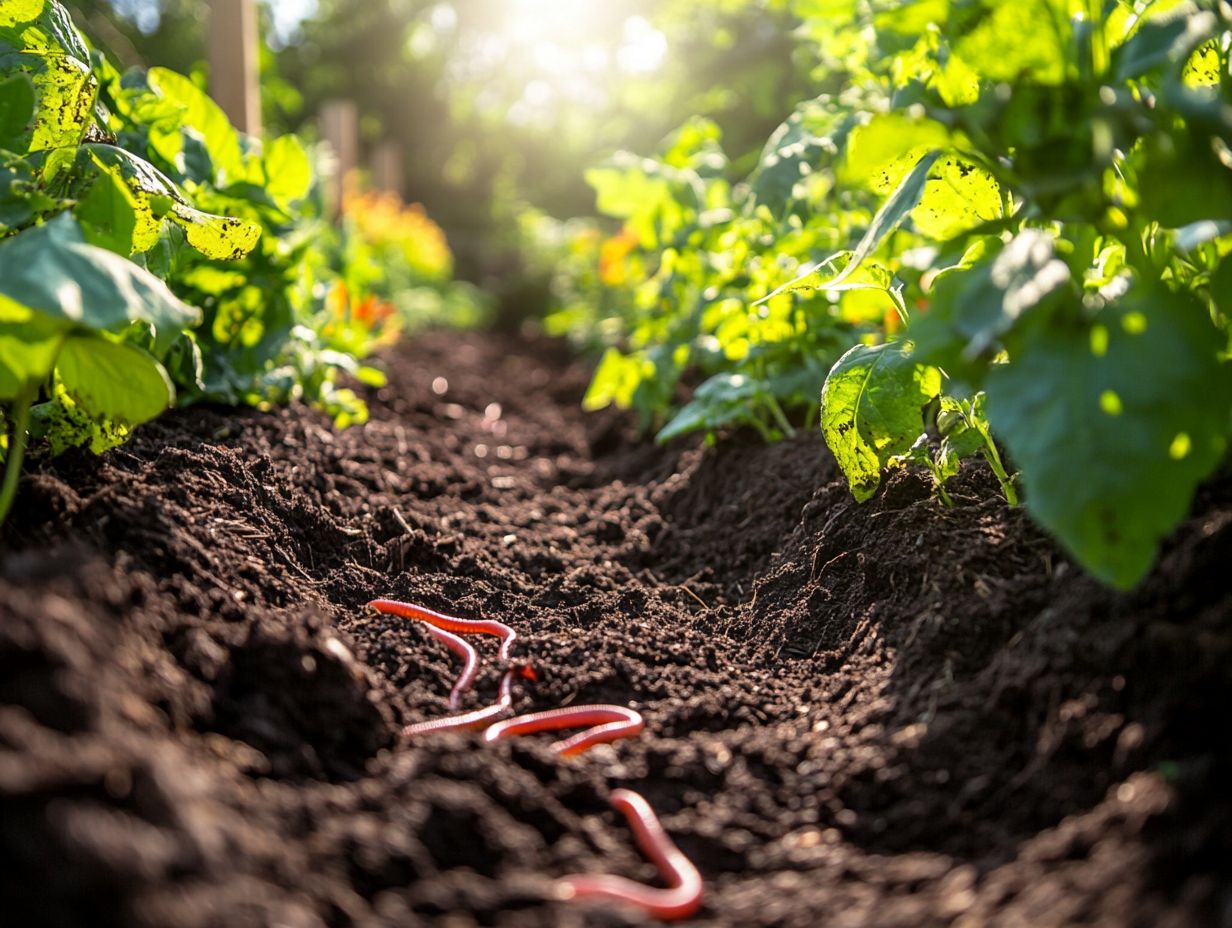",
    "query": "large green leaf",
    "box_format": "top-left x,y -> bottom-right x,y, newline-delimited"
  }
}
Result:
82,144 -> 261,259
56,333 -> 174,424
0,73 -> 34,147
760,151 -> 940,303
147,66 -> 245,184
261,134 -> 312,206
822,340 -> 942,502
0,0 -> 89,59
0,301 -> 63,398
912,156 -> 1003,241
912,229 -> 1072,381
0,214 -> 200,351
750,96 -> 851,216
0,0 -> 45,29
986,286 -> 1232,589
0,49 -> 95,151
841,112 -> 952,193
